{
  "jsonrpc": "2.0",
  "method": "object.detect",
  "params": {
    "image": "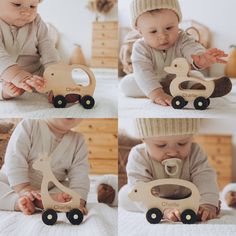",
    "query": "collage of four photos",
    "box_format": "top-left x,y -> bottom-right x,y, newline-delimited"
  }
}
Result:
0,0 -> 236,235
